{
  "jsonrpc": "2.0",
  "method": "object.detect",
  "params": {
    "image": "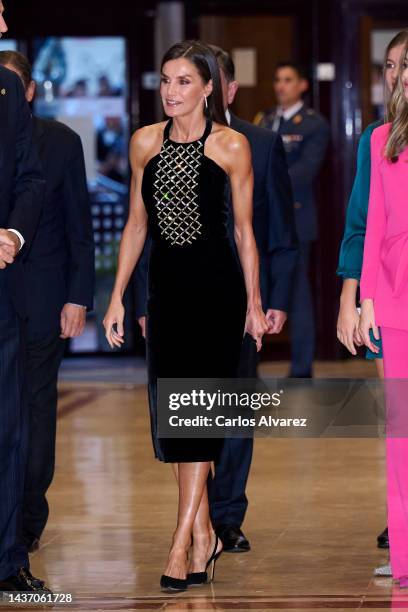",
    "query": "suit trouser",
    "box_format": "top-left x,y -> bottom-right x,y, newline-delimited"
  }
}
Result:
289,241 -> 315,376
209,334 -> 257,528
0,275 -> 29,580
22,329 -> 65,543
381,327 -> 408,580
